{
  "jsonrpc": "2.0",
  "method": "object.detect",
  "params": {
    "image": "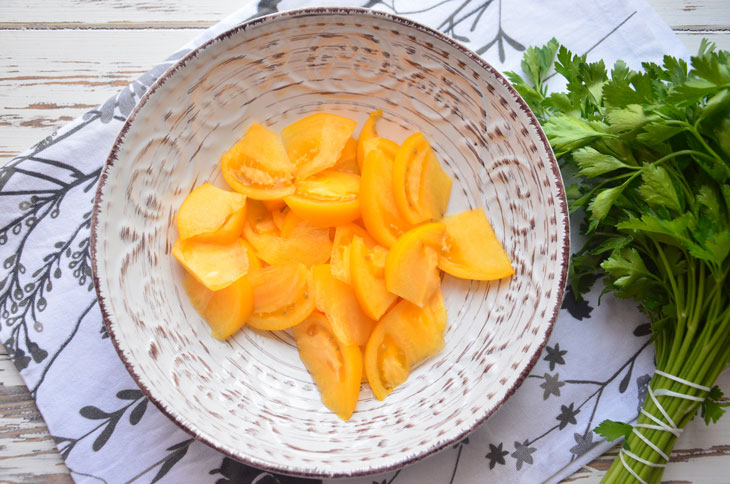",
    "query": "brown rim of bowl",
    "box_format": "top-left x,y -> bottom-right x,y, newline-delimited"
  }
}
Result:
90,6 -> 570,479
